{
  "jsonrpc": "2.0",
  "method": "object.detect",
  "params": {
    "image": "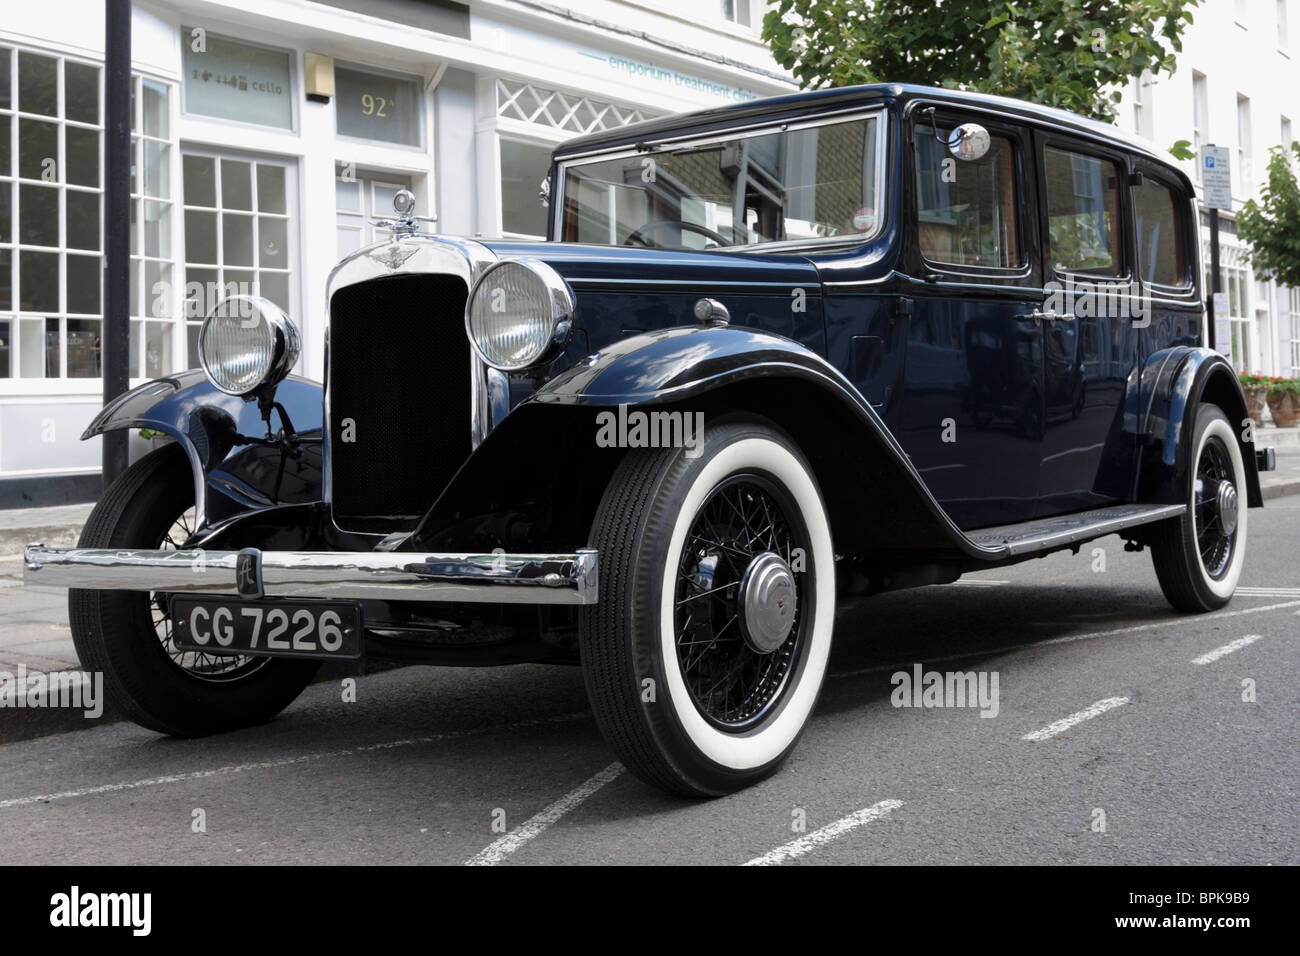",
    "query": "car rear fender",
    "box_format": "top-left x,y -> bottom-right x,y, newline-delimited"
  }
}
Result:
1136,347 -> 1262,508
